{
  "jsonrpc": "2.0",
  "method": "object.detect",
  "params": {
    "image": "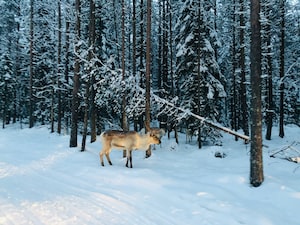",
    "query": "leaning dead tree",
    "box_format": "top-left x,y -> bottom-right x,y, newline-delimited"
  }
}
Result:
151,94 -> 250,142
